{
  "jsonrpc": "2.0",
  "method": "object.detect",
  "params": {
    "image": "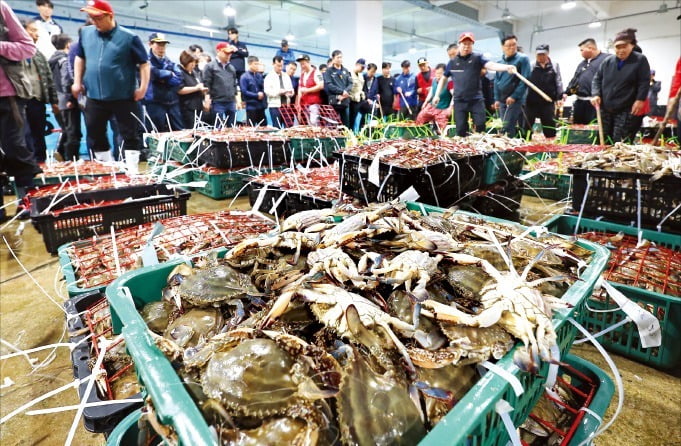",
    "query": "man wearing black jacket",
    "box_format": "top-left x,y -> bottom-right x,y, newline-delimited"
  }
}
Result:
565,38 -> 607,124
323,50 -> 353,127
377,62 -> 395,119
525,44 -> 563,138
227,27 -> 248,80
591,28 -> 649,143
